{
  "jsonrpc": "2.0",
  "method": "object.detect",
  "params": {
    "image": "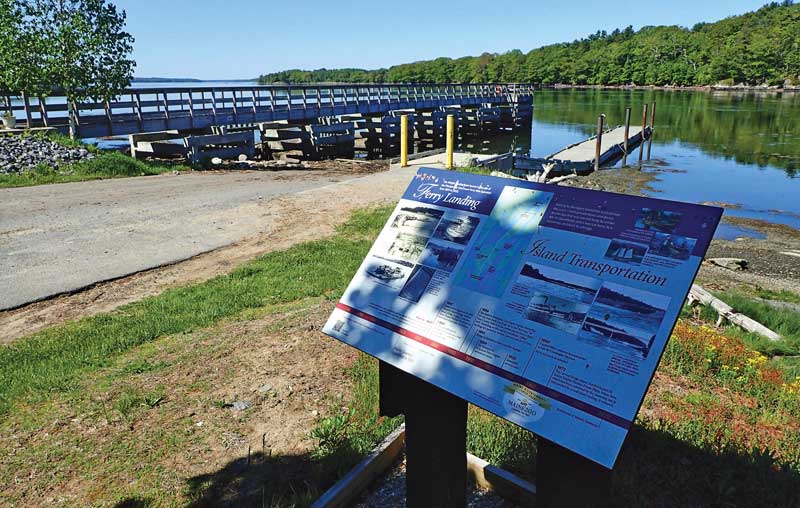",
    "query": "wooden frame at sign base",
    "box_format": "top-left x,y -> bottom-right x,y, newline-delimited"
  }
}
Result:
310,423 -> 537,508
